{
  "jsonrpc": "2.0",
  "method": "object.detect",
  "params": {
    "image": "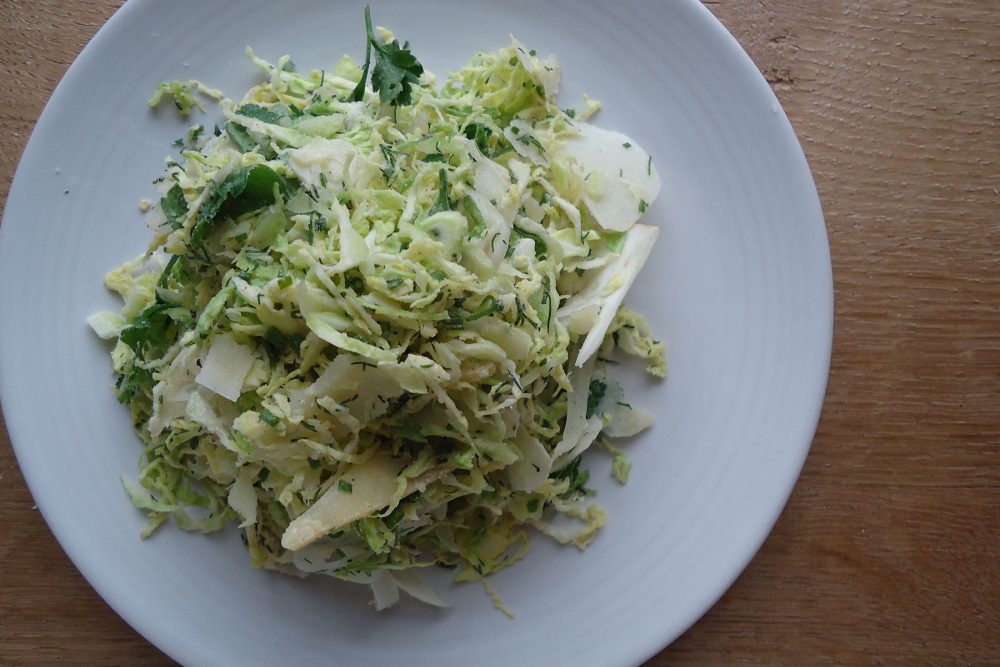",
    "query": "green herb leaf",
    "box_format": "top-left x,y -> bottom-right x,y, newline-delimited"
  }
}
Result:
120,302 -> 190,358
237,103 -> 283,124
466,295 -> 500,322
395,416 -> 427,443
260,409 -> 280,427
350,6 -> 424,106
338,480 -> 354,493
156,254 -> 190,290
461,195 -> 487,238
115,364 -> 153,404
586,379 -> 608,419
187,124 -> 205,146
224,122 -> 257,153
379,143 -> 397,181
160,184 -> 188,230
554,455 -> 593,497
192,165 -> 293,243
428,167 -> 451,215
463,122 -> 493,154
